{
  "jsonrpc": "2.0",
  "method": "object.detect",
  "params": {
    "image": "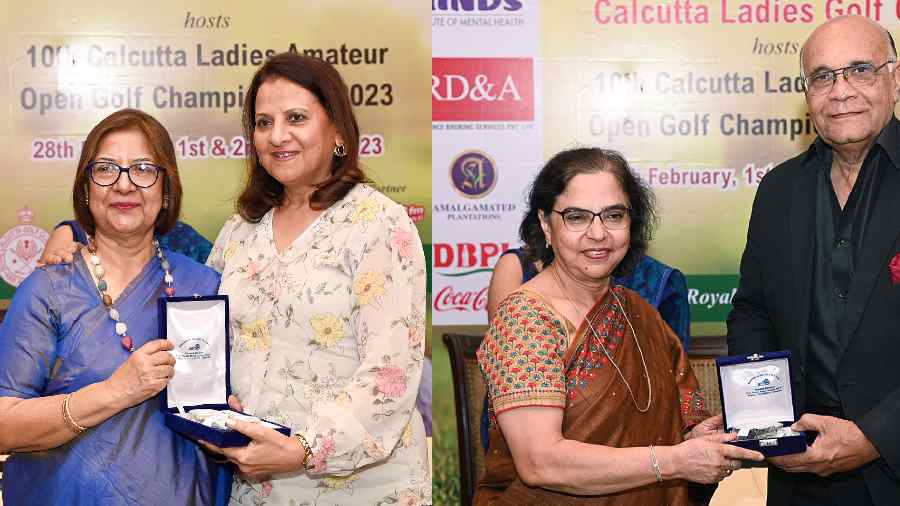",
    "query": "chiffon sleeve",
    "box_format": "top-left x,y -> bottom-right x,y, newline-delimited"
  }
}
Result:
0,270 -> 59,399
298,202 -> 427,476
477,292 -> 568,417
